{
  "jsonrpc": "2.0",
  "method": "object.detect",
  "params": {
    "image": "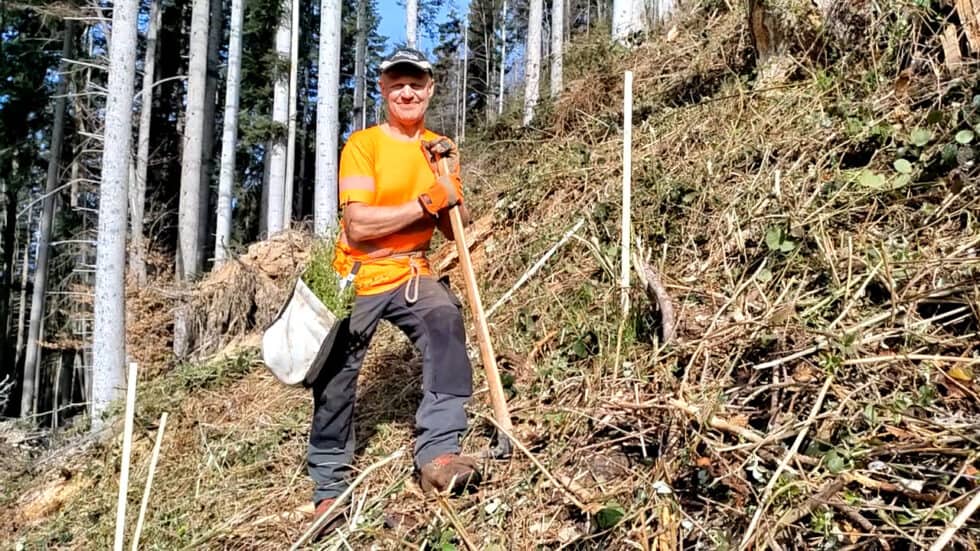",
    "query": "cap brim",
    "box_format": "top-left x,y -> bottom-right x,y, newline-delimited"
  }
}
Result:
380,60 -> 433,74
